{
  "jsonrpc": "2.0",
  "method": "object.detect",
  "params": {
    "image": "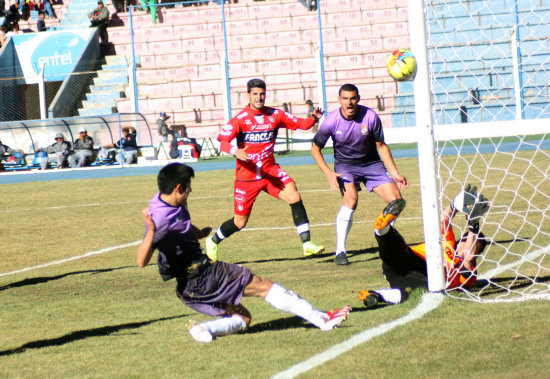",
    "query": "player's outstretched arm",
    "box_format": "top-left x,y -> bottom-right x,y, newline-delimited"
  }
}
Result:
311,143 -> 341,191
137,208 -> 156,268
376,141 -> 408,190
